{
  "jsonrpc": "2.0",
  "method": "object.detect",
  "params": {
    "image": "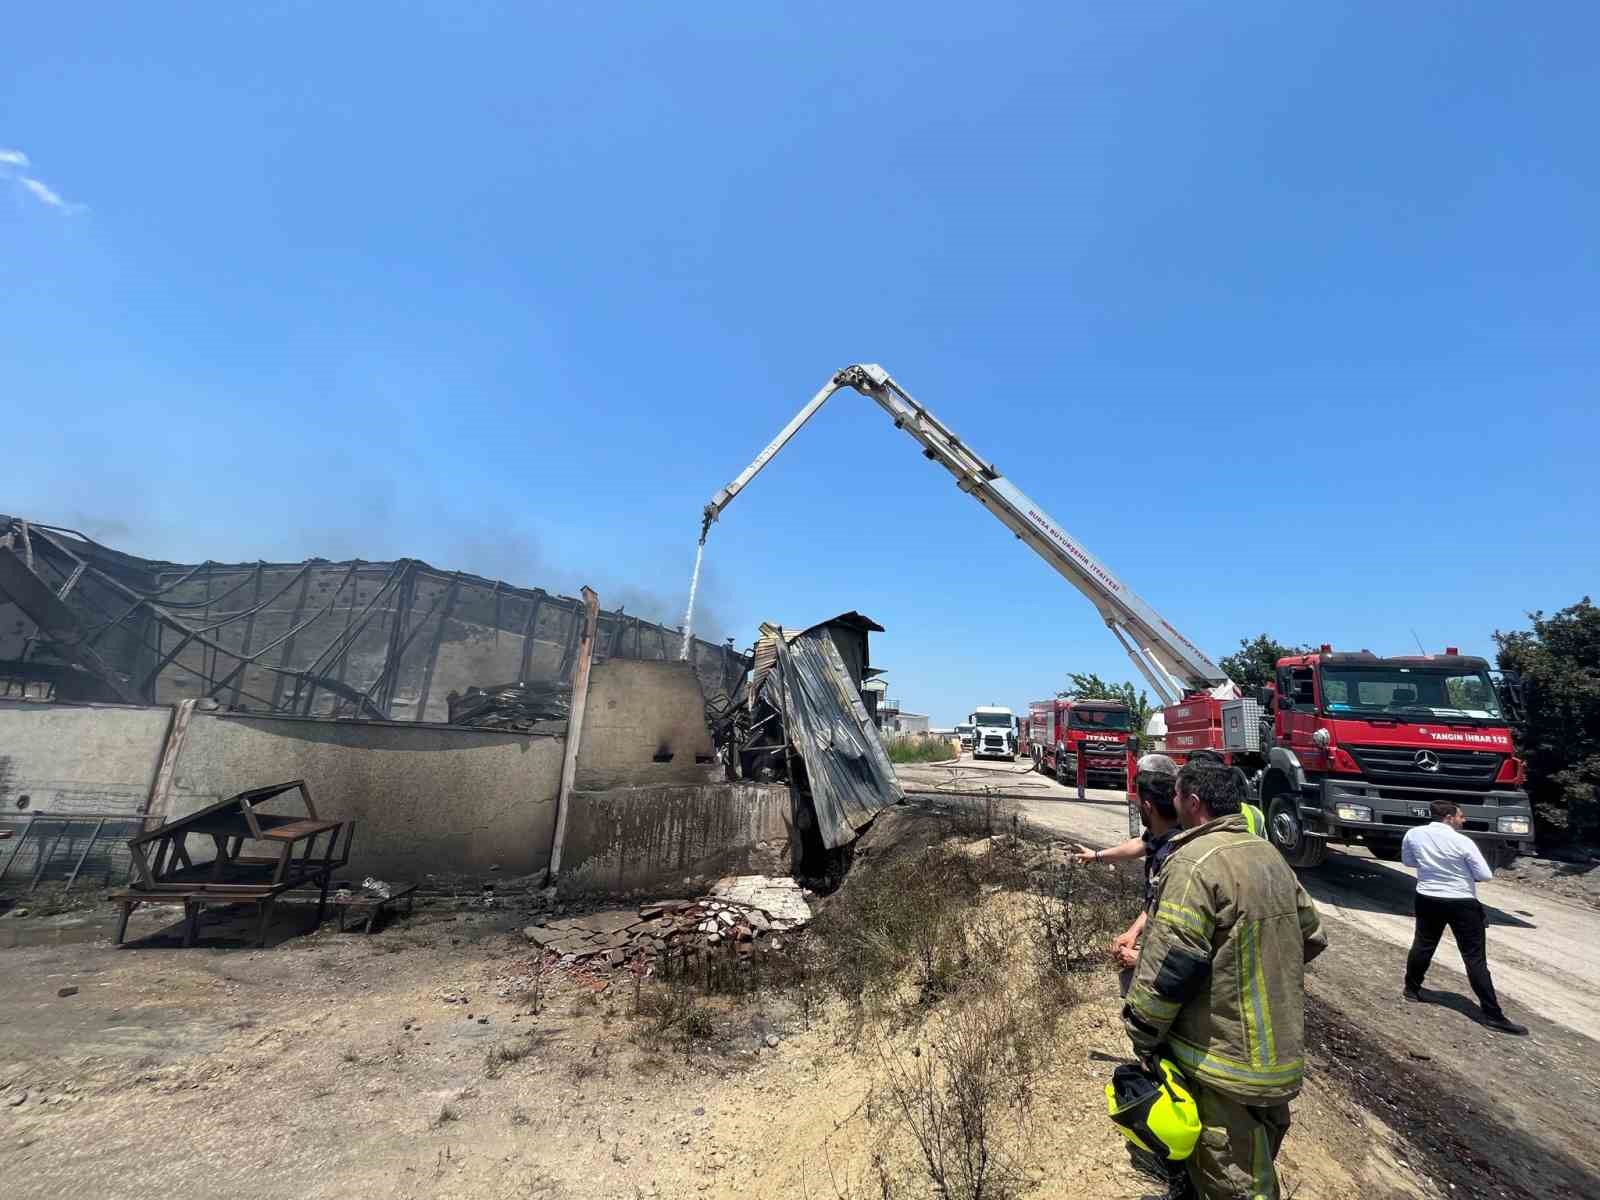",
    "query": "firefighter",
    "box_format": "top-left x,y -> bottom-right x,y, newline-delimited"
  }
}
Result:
1068,754 -> 1184,987
1184,749 -> 1267,838
1123,760 -> 1328,1200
